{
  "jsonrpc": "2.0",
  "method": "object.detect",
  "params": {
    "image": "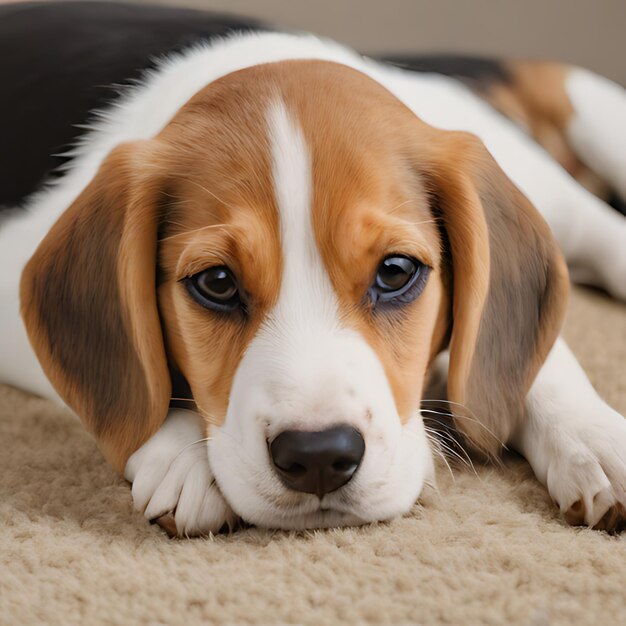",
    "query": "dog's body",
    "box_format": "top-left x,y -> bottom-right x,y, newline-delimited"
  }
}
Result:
1,2 -> 625,535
